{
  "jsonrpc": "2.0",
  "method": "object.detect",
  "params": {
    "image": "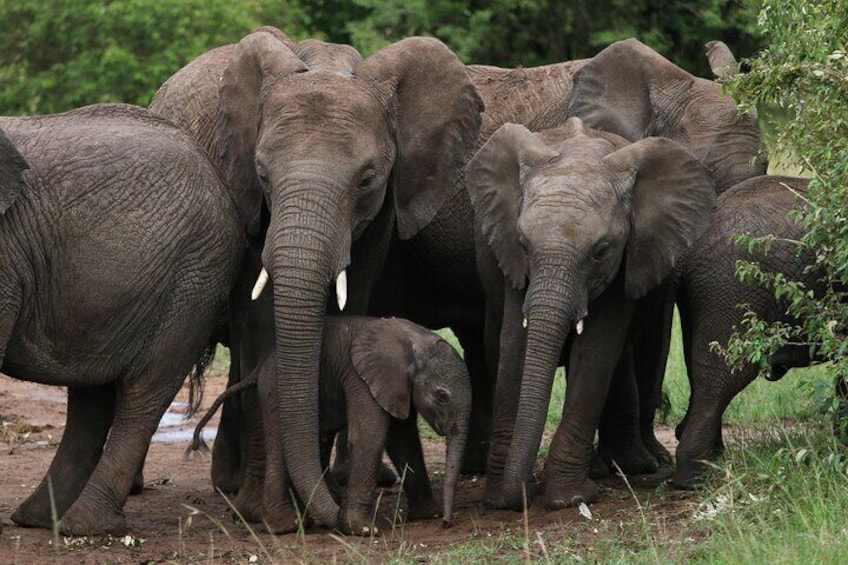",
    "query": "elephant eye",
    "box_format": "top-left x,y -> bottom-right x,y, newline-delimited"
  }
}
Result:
592,241 -> 610,262
434,387 -> 451,405
358,169 -> 378,189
